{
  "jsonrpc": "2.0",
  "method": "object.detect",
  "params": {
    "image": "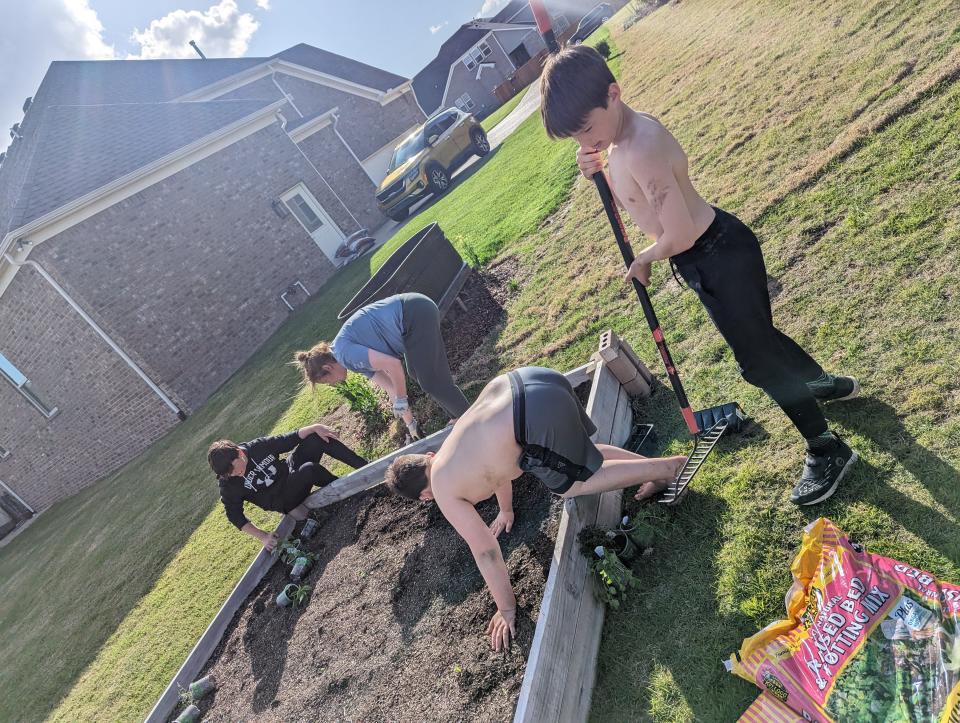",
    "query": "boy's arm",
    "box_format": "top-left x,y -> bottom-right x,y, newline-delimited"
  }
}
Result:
626,145 -> 699,269
489,480 -> 514,538
439,493 -> 517,648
